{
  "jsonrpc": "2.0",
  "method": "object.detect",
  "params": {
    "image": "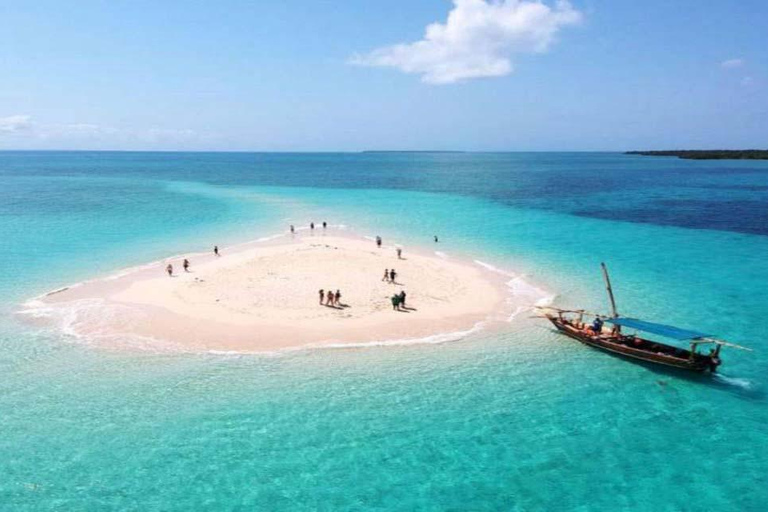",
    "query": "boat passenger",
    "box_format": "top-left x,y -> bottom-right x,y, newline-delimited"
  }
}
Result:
591,317 -> 604,335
